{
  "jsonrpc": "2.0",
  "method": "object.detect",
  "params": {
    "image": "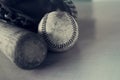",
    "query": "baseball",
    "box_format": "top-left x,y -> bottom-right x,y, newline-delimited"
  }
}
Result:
38,11 -> 79,52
